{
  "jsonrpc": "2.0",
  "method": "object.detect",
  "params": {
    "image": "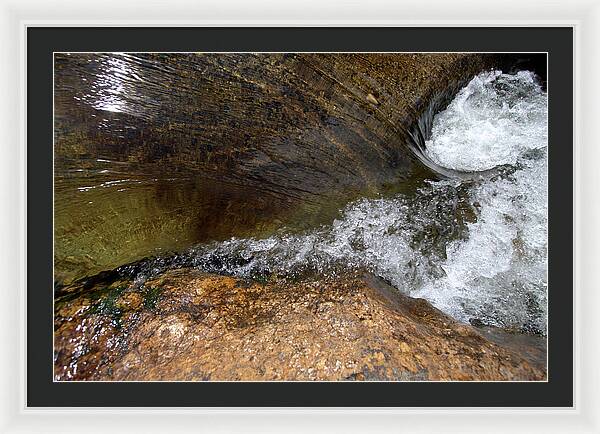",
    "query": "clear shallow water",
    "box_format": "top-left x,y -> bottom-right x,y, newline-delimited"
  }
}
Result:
131,70 -> 549,334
